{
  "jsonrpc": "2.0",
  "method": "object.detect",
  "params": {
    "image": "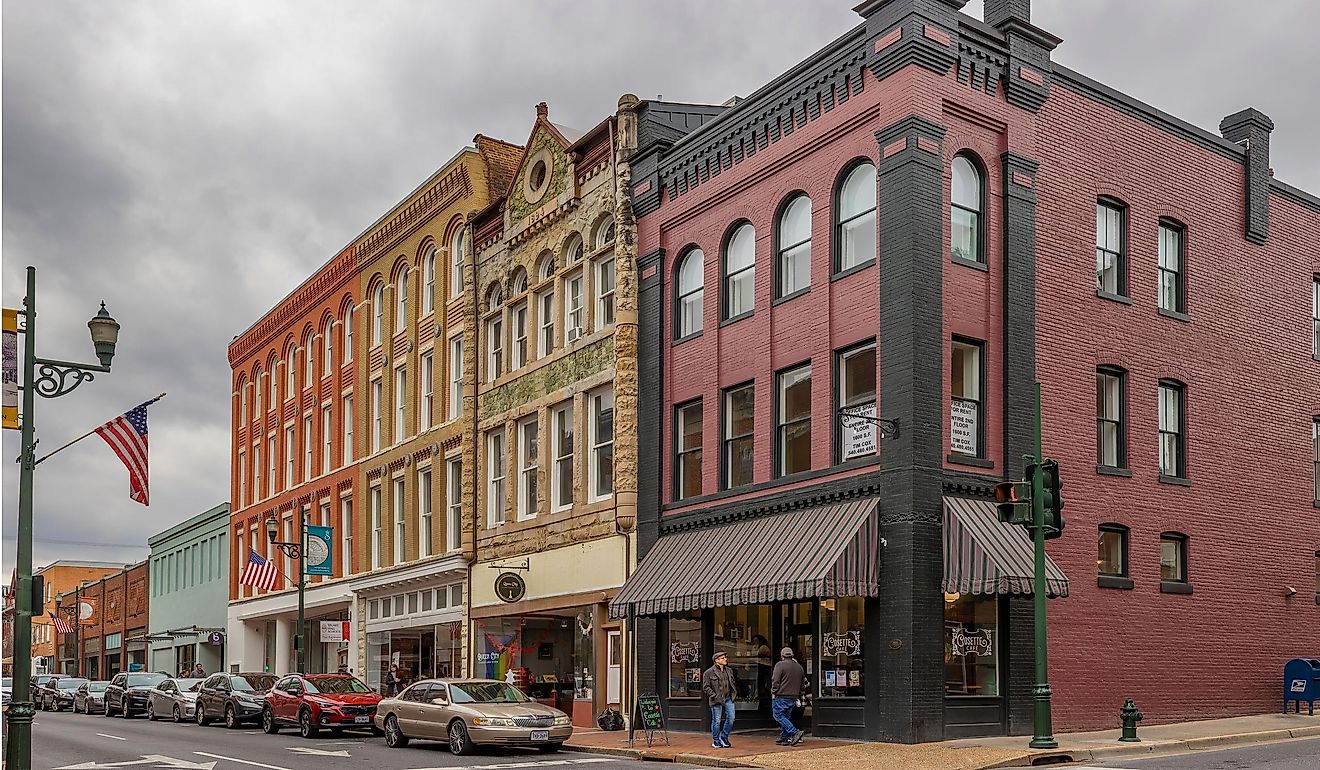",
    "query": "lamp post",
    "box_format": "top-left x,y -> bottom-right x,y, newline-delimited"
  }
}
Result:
266,509 -> 308,674
7,266 -> 120,770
